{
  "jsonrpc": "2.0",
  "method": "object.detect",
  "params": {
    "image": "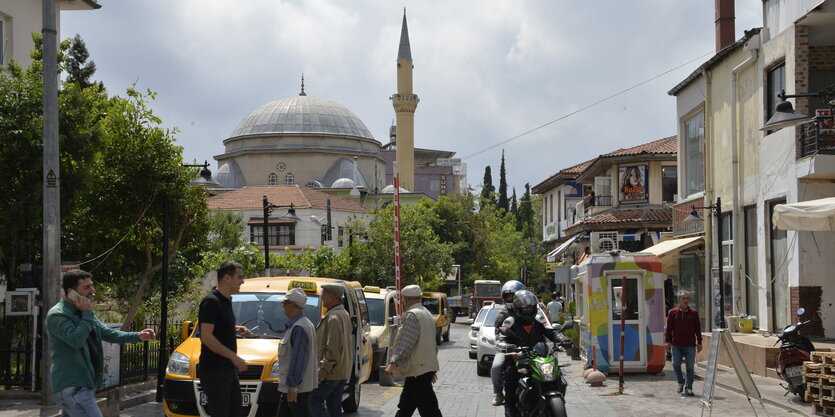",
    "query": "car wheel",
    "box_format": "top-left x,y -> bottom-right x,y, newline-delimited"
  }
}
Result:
436,329 -> 442,345
342,376 -> 361,413
476,361 -> 489,376
469,351 -> 477,359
